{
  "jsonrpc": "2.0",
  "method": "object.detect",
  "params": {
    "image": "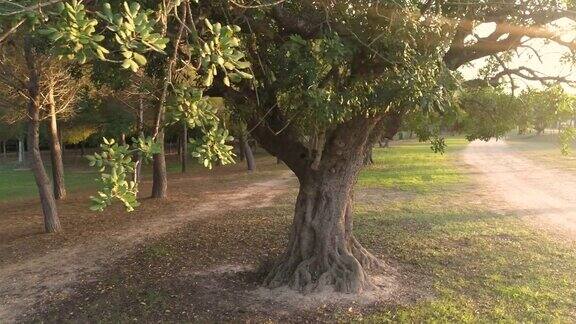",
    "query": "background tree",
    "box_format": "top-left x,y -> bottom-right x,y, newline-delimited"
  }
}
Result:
0,0 -> 169,232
